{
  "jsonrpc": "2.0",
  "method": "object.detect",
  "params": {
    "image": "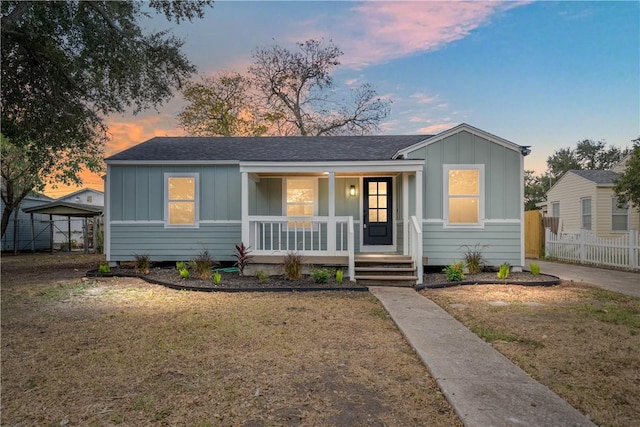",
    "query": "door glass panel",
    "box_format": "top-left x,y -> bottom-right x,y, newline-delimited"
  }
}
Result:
378,195 -> 387,208
378,209 -> 387,222
369,196 -> 378,208
369,209 -> 378,222
368,182 -> 377,194
378,182 -> 387,195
